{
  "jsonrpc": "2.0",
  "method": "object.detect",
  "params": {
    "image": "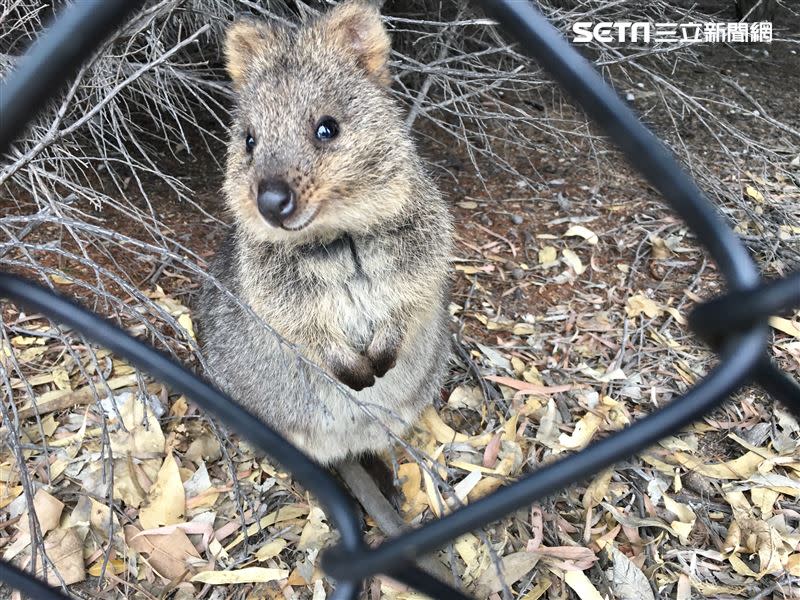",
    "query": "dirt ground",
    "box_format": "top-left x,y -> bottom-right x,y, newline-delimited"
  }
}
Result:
1,2 -> 799,600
